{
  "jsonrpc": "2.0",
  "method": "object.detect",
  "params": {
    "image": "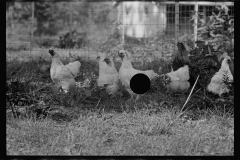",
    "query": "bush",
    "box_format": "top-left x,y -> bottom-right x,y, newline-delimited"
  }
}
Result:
168,4 -> 234,113
193,4 -> 234,58
189,4 -> 234,91
34,35 -> 59,48
59,30 -> 88,49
